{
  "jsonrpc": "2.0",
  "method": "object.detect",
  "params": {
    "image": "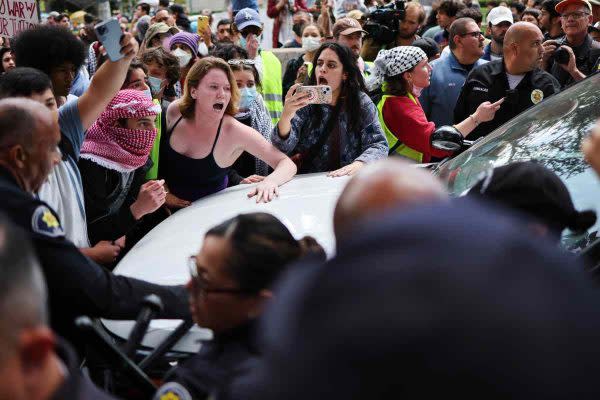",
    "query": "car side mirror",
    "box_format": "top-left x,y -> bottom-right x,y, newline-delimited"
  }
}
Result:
431,126 -> 464,152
